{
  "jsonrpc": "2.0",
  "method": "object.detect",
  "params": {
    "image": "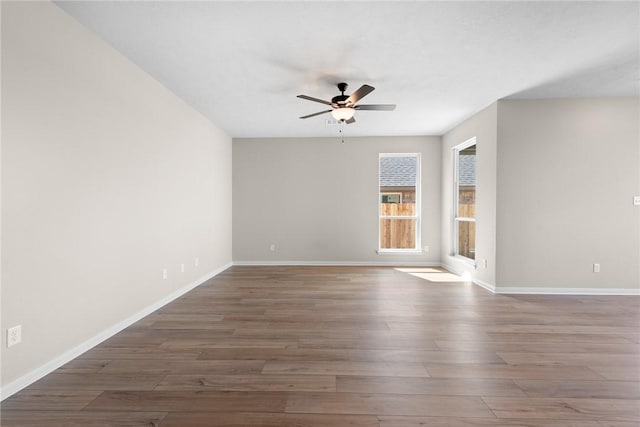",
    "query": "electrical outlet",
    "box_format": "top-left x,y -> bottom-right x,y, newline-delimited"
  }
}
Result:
162,268 -> 168,279
483,259 -> 488,269
7,325 -> 21,348
593,263 -> 600,273
270,244 -> 276,252
634,196 -> 640,206
180,263 -> 185,273
195,257 -> 199,267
